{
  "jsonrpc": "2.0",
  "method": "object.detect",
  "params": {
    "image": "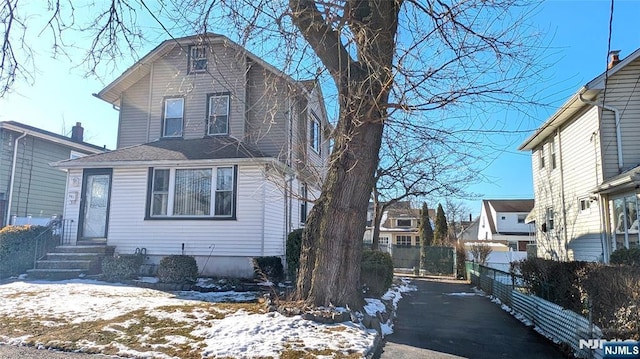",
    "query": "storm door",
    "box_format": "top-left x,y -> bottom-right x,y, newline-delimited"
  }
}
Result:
79,169 -> 112,239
